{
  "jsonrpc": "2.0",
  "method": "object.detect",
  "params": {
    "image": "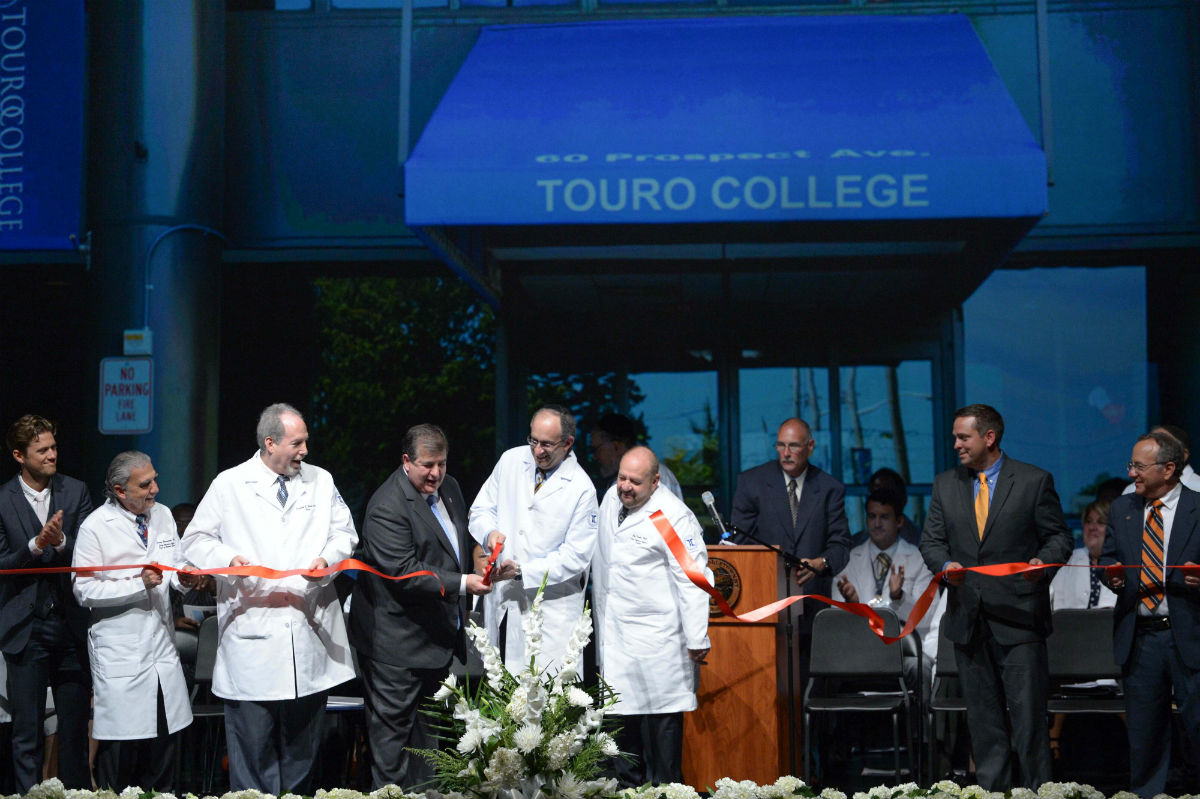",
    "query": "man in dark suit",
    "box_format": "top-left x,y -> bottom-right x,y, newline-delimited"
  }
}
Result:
731,417 -> 851,681
732,417 -> 851,591
0,415 -> 94,793
1101,430 -> 1200,797
920,404 -> 1073,791
349,424 -> 497,789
